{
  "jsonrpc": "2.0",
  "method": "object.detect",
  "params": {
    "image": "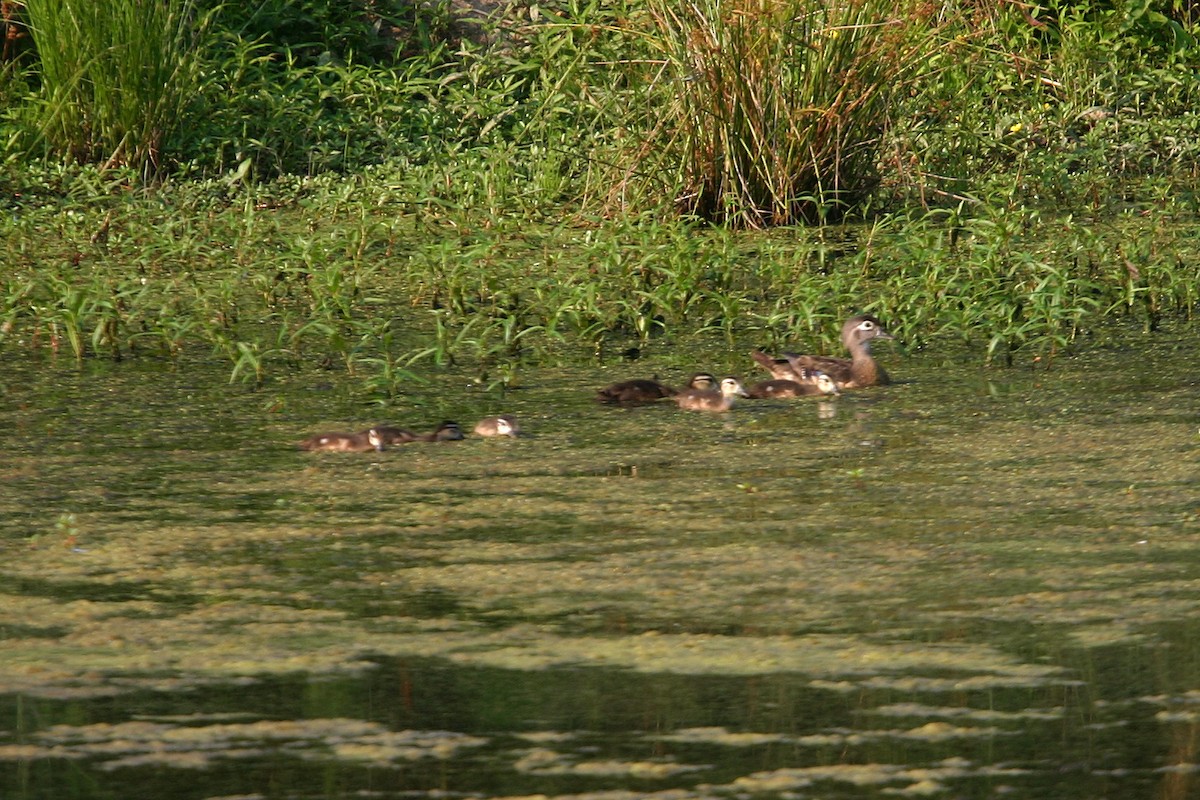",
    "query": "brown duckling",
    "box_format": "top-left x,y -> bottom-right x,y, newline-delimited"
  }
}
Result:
748,370 -> 840,399
597,372 -> 716,405
371,425 -> 418,445
752,314 -> 895,389
419,421 -> 465,441
474,415 -> 520,437
298,428 -> 385,452
374,421 -> 465,445
671,376 -> 749,412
